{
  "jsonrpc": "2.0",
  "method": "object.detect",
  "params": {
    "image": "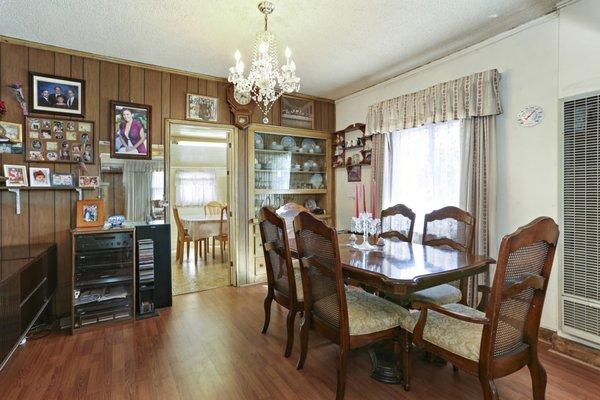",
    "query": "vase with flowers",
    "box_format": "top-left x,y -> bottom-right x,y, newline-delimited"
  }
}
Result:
0,100 -> 6,120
